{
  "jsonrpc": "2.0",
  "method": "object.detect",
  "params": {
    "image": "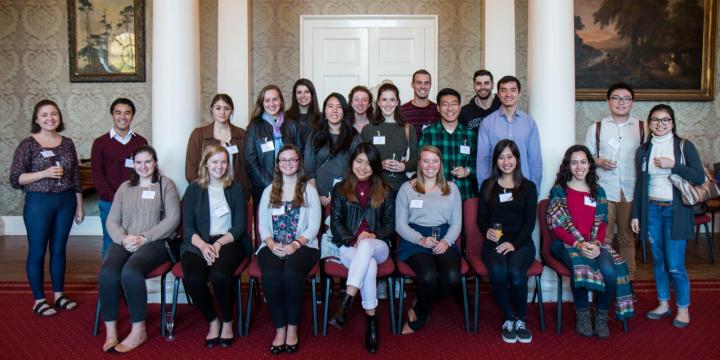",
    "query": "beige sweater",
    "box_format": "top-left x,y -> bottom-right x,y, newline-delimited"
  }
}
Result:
107,176 -> 181,243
